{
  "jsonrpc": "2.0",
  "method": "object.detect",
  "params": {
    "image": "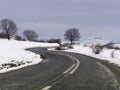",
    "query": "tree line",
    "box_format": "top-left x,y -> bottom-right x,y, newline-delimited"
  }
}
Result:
0,18 -> 80,45
0,18 -> 38,41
